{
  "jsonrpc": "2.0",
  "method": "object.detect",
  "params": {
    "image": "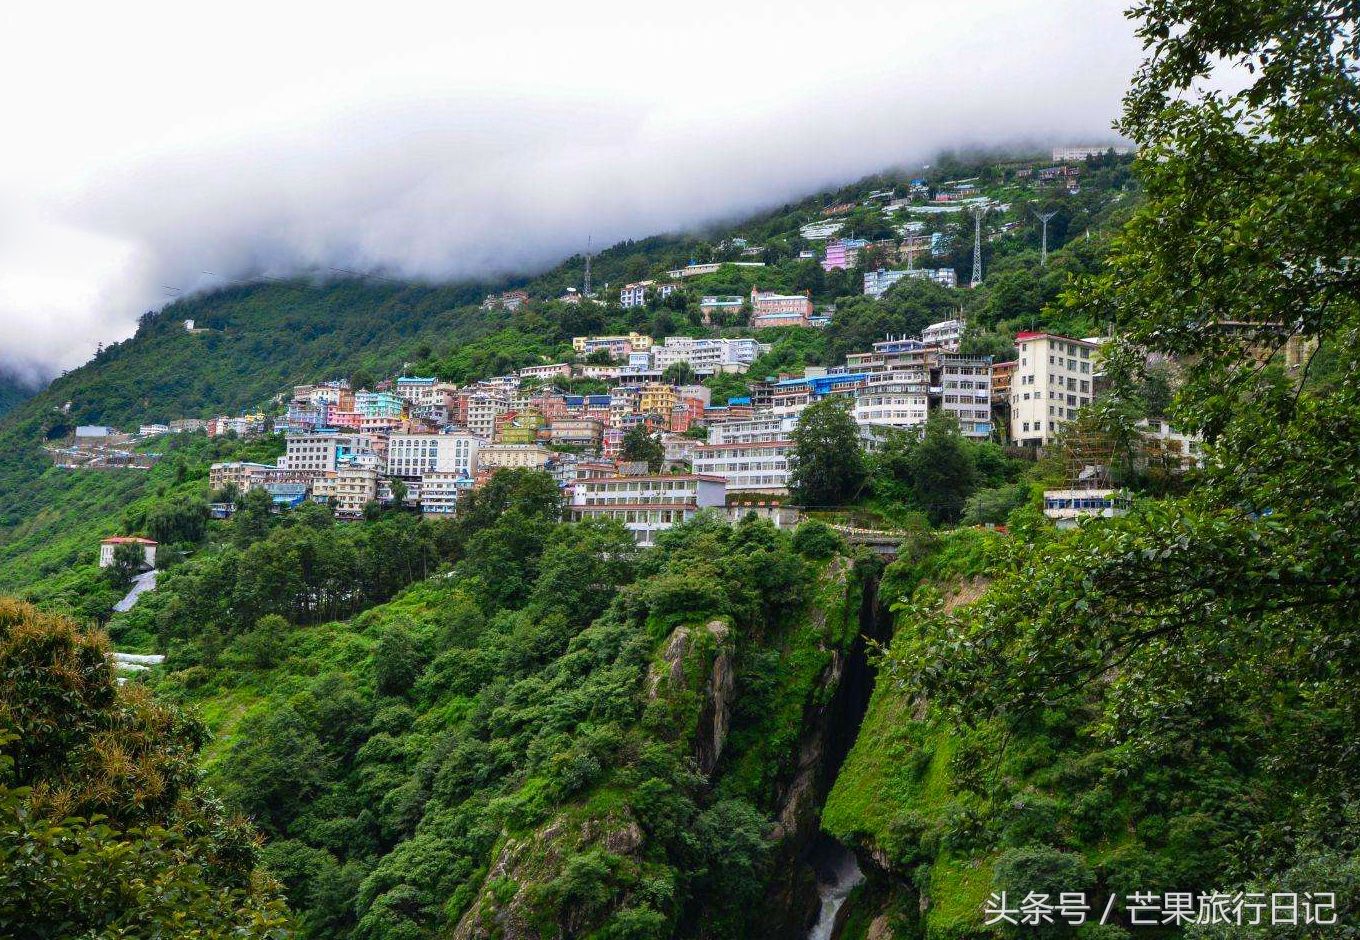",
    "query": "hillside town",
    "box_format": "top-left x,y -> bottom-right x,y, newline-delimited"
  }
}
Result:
44,146 -> 1206,548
